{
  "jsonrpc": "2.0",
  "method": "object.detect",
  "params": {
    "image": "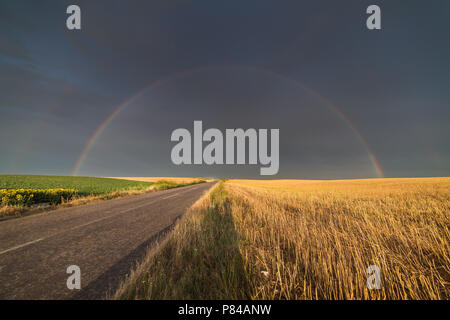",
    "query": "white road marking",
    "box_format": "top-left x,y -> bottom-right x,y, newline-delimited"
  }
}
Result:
161,194 -> 179,200
67,215 -> 117,231
0,238 -> 44,256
